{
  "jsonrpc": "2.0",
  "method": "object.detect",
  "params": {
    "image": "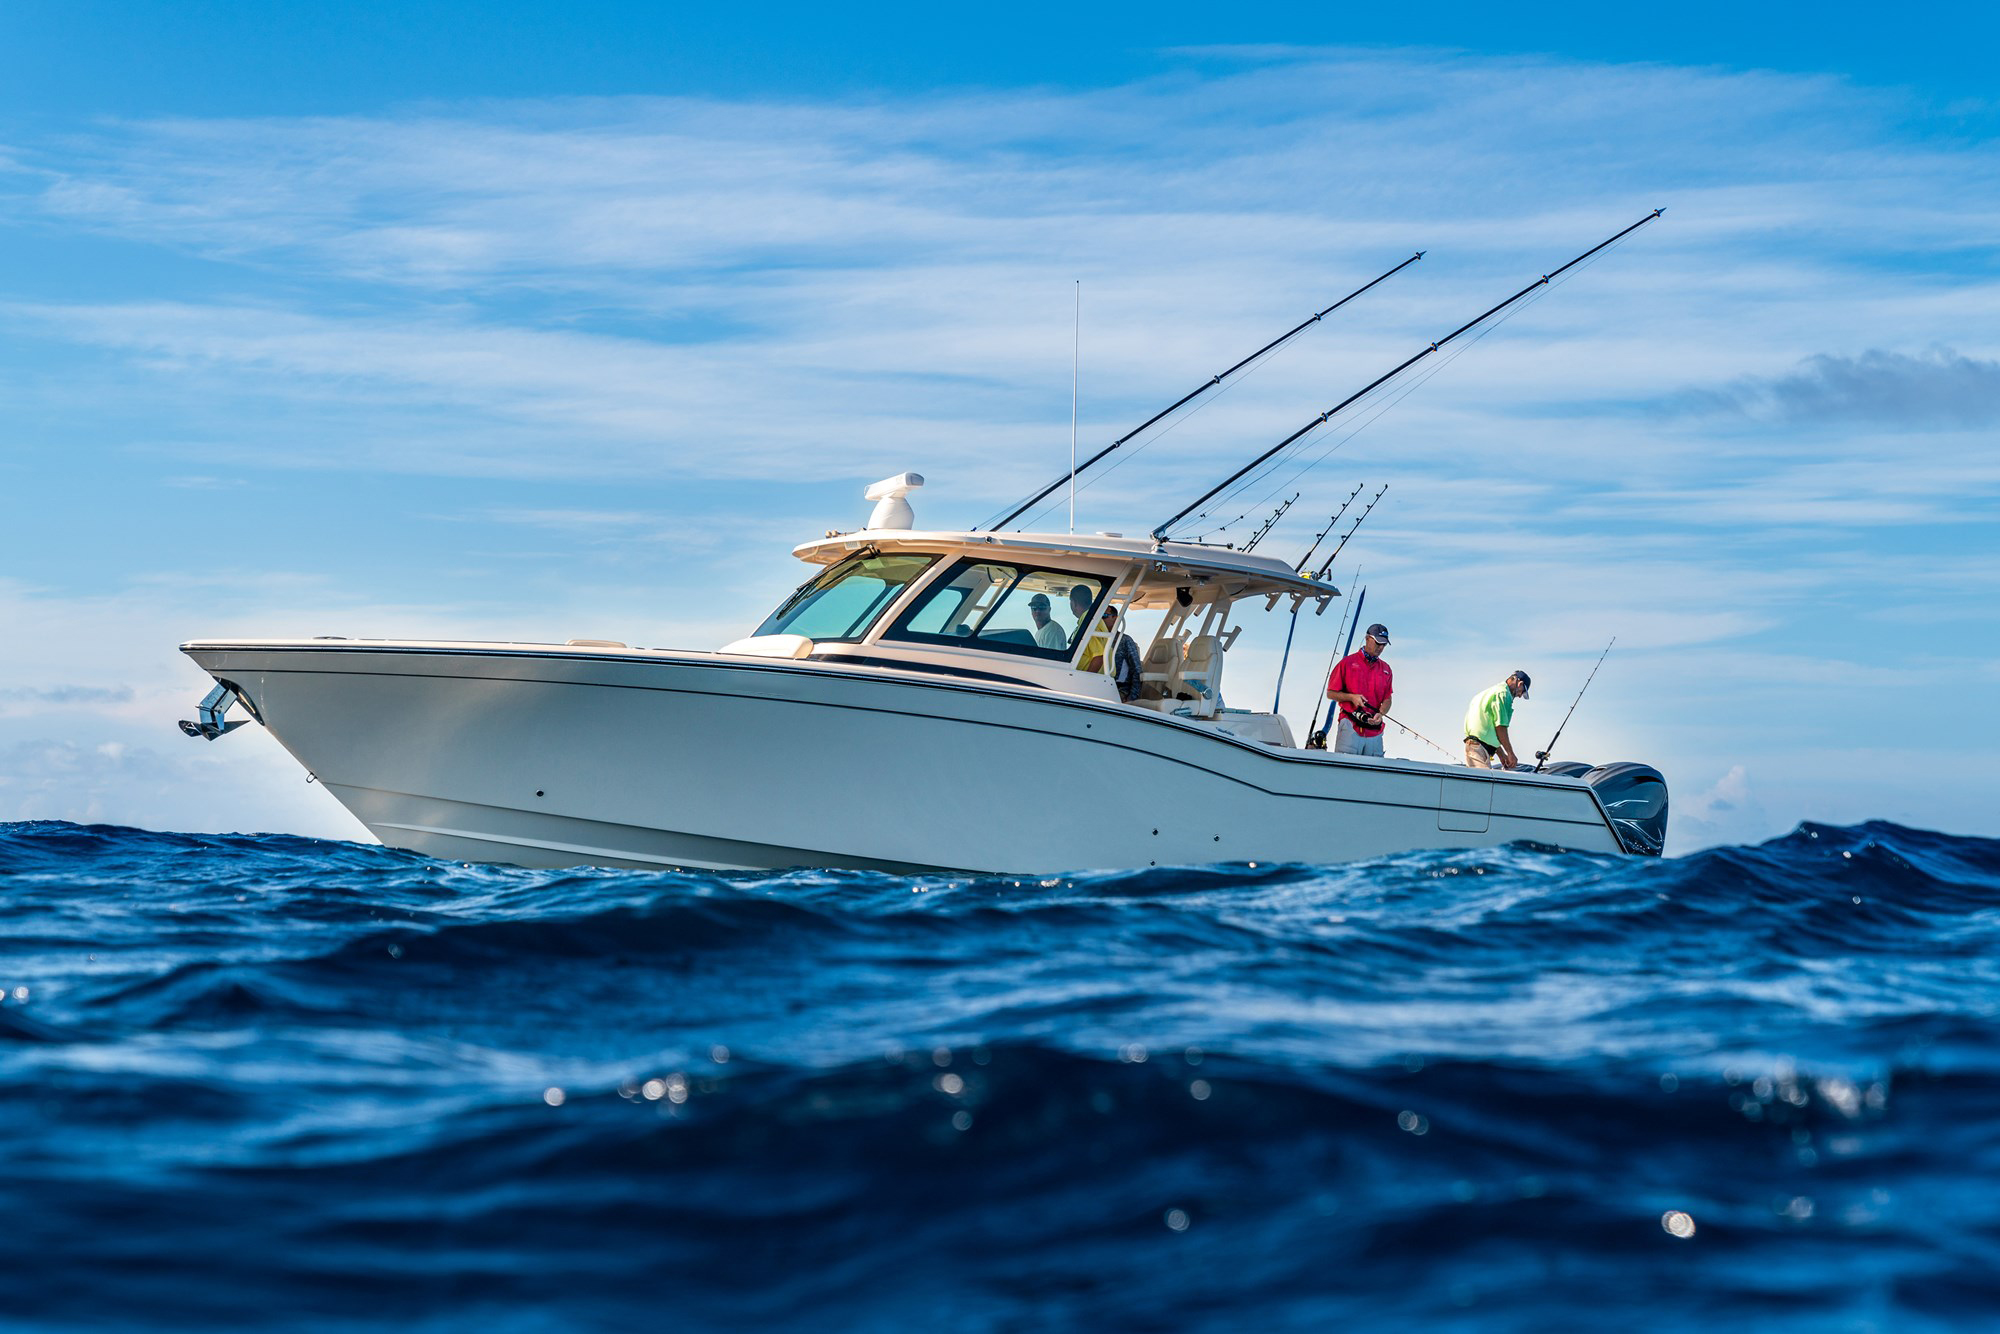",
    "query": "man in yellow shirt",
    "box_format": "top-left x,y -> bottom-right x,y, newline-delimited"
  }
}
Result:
1463,671 -> 1531,769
